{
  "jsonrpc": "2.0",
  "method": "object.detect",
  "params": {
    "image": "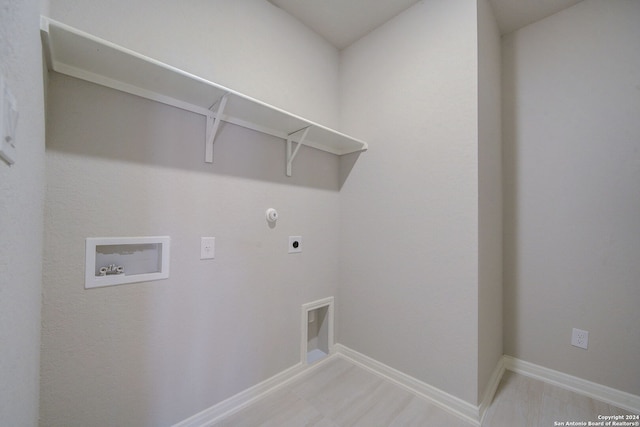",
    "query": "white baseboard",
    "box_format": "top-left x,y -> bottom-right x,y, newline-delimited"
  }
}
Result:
172,356 -> 334,427
504,356 -> 640,415
334,344 -> 485,425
